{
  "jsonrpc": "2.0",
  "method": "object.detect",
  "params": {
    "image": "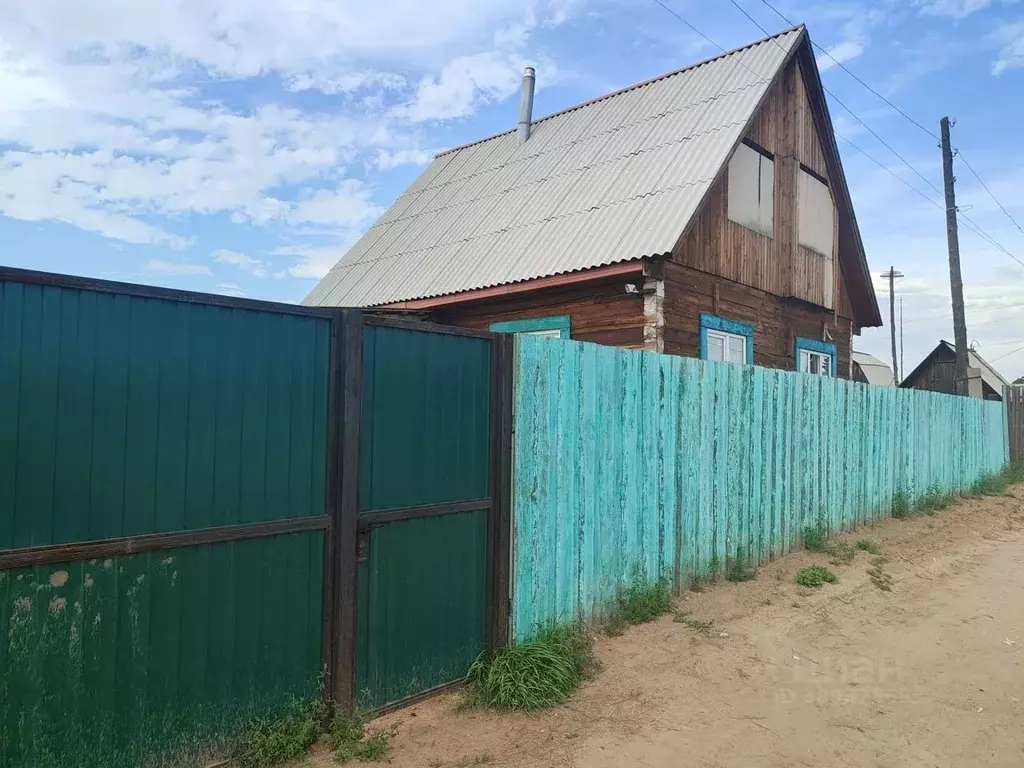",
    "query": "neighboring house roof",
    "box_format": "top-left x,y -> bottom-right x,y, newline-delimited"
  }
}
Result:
851,351 -> 895,387
900,340 -> 1010,394
305,25 -> 880,327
